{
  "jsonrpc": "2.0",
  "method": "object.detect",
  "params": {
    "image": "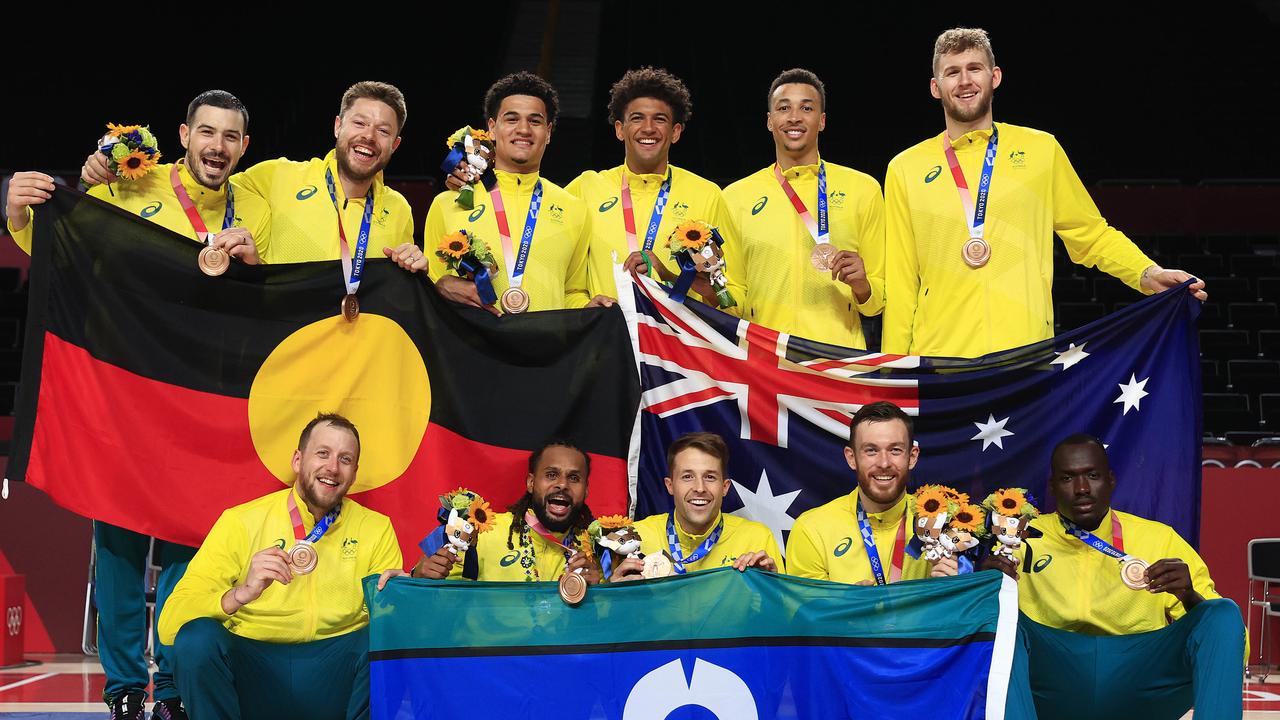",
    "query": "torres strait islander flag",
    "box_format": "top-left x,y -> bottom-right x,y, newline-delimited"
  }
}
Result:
365,567 -> 1024,720
618,268 -> 1203,552
4,188 -> 637,562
